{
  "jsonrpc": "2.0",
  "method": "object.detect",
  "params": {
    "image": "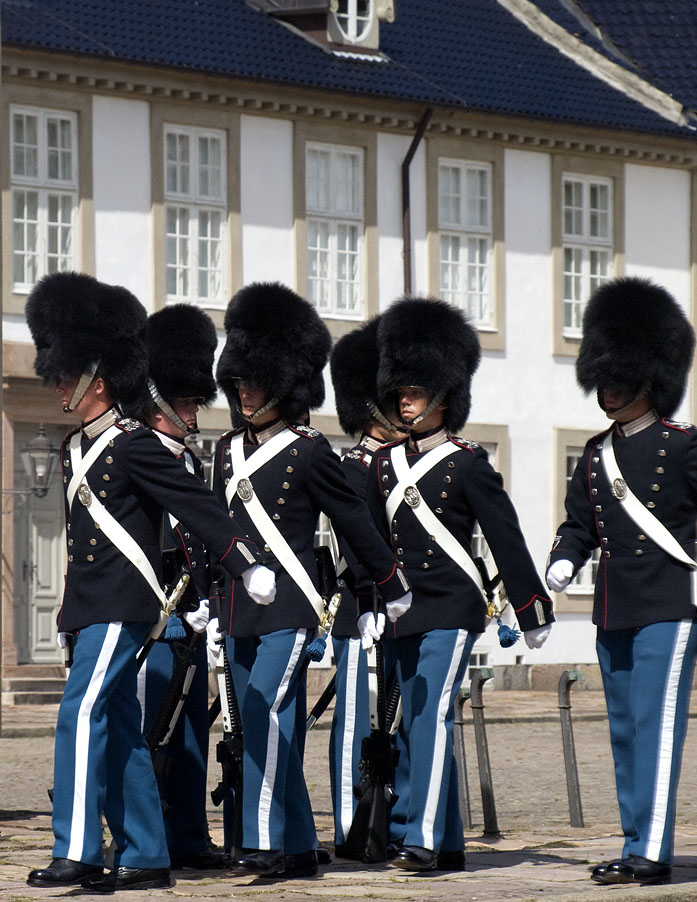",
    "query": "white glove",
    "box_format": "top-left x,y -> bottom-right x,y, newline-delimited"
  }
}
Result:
386,591 -> 412,623
546,559 -> 574,593
57,632 -> 69,649
524,624 -> 552,649
357,612 -> 386,650
242,564 -> 277,605
206,617 -> 223,671
183,598 -> 210,634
